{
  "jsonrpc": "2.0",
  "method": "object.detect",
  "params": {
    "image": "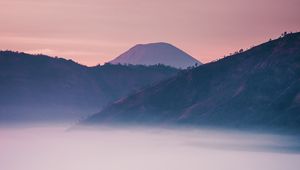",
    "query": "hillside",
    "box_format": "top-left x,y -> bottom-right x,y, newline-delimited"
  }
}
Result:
86,33 -> 300,131
0,51 -> 178,122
